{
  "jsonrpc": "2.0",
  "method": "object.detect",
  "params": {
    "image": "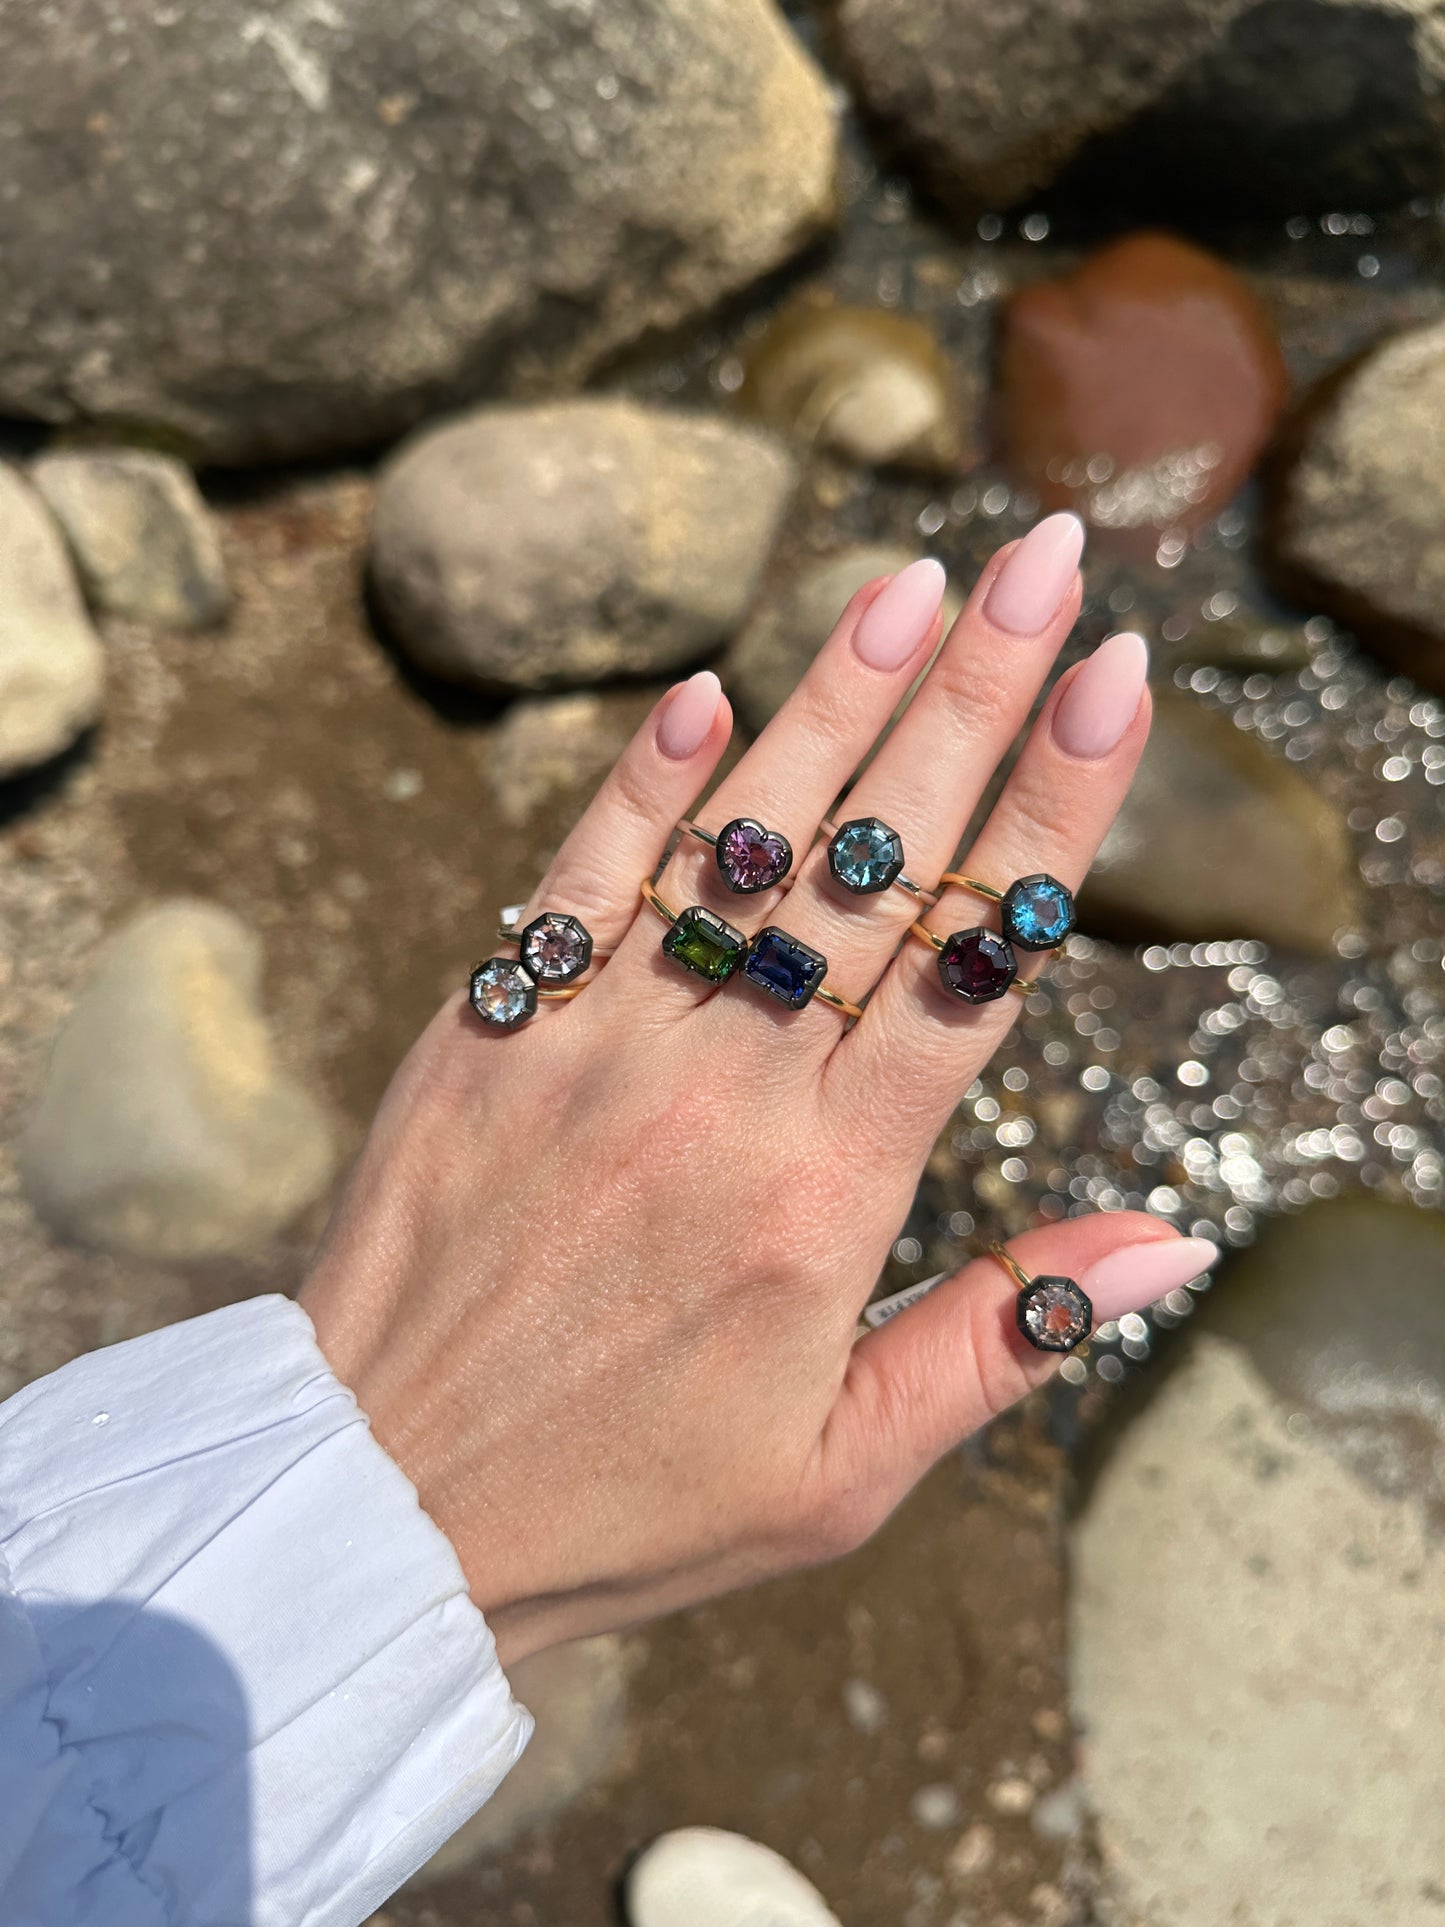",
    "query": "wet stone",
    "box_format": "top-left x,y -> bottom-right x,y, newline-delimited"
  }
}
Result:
663,906 -> 748,984
717,817 -> 793,893
1016,1276 -> 1092,1354
828,817 -> 905,895
937,928 -> 1017,1003
1001,874 -> 1075,952
469,958 -> 537,1029
520,911 -> 592,985
743,927 -> 827,1009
